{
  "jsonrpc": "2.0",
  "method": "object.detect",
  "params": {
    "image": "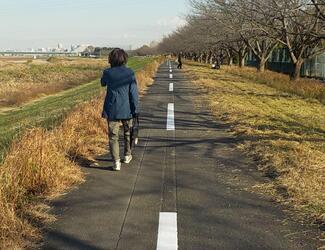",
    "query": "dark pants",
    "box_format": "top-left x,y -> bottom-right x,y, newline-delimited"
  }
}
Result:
177,62 -> 182,69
